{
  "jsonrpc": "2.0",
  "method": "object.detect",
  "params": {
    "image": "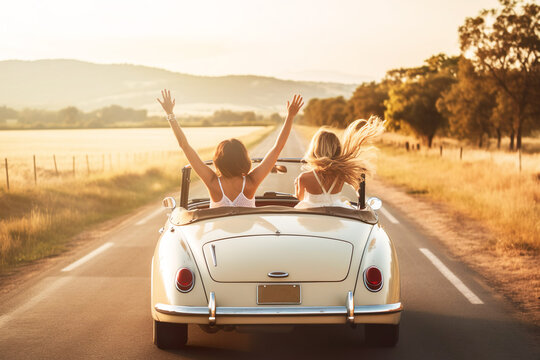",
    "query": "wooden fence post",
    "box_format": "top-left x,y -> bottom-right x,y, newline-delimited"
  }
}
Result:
53,155 -> 59,175
86,154 -> 90,175
440,146 -> 443,157
460,147 -> 463,160
5,158 -> 9,191
33,155 -> 37,185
